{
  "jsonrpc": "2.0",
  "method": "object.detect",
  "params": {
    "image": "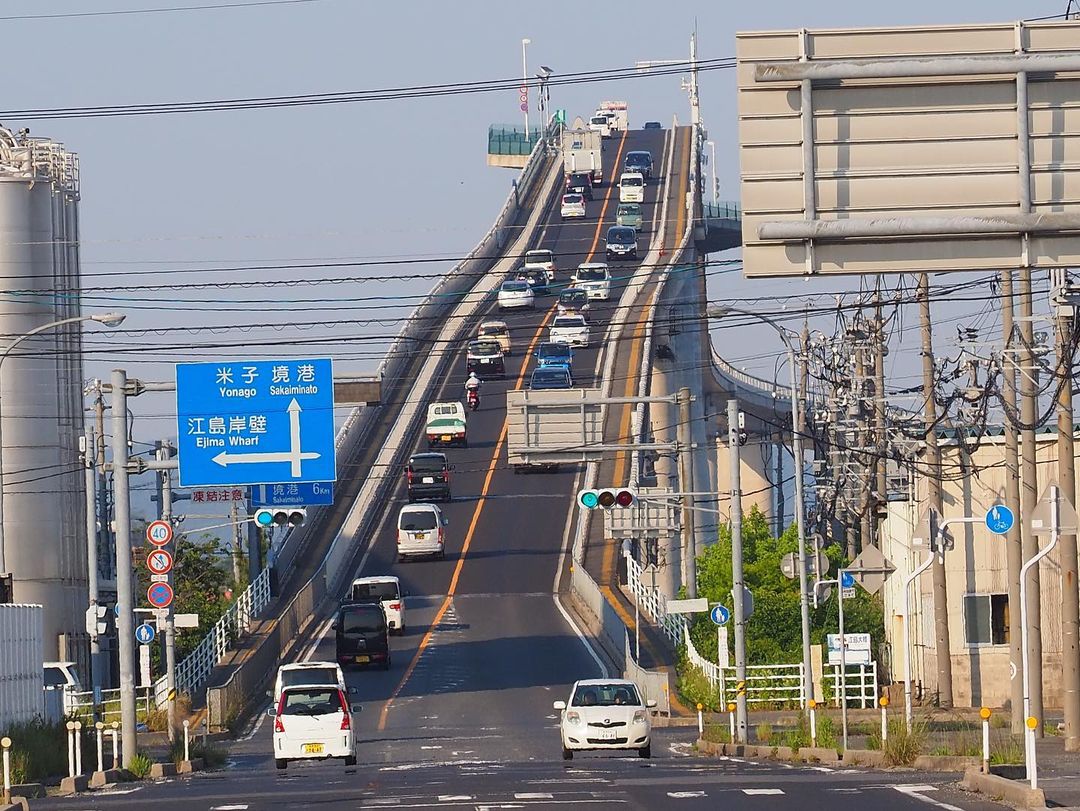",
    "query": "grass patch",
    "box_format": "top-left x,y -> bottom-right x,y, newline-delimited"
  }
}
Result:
755,722 -> 773,744
127,752 -> 155,779
168,737 -> 227,769
675,654 -> 719,712
989,732 -> 1024,765
866,717 -> 926,765
701,724 -> 732,744
0,717 -> 95,783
